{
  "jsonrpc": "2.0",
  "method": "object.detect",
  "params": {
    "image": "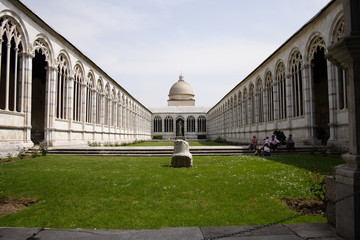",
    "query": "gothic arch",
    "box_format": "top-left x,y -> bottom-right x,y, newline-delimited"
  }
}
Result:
55,52 -> 71,119
256,77 -> 263,91
57,50 -> 72,75
73,61 -> 85,79
111,88 -> 116,101
288,49 -> 304,117
330,12 -> 344,44
85,70 -> 95,123
86,70 -> 95,88
187,115 -> 196,132
153,116 -> 162,133
32,34 -> 54,65
256,77 -> 263,123
73,63 -> 84,122
56,52 -> 71,73
275,60 -> 287,119
265,70 -> 274,122
274,59 -> 285,73
249,83 -> 255,123
0,14 -> 27,112
197,115 -> 206,132
309,34 -> 330,144
306,33 -> 327,62
164,116 -> 174,132
0,9 -> 29,52
97,77 -> 104,93
105,82 -> 110,97
287,48 -> 302,68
